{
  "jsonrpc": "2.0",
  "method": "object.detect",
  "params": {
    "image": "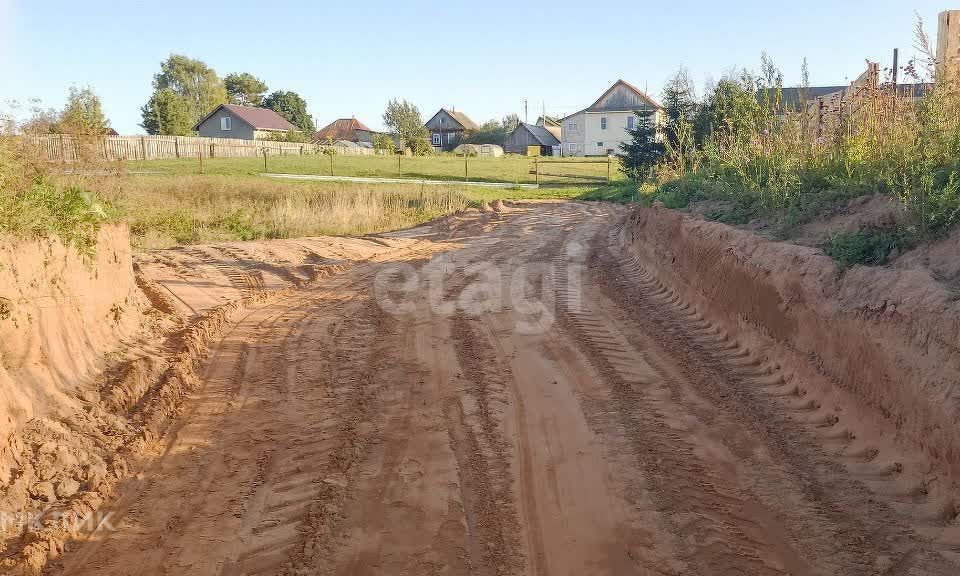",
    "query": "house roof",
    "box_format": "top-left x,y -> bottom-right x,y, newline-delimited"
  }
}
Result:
426,108 -> 479,131
536,115 -> 561,127
561,79 -> 662,121
769,82 -> 935,111
517,123 -> 560,146
588,79 -> 662,111
313,117 -> 373,142
193,104 -> 296,132
768,86 -> 847,110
